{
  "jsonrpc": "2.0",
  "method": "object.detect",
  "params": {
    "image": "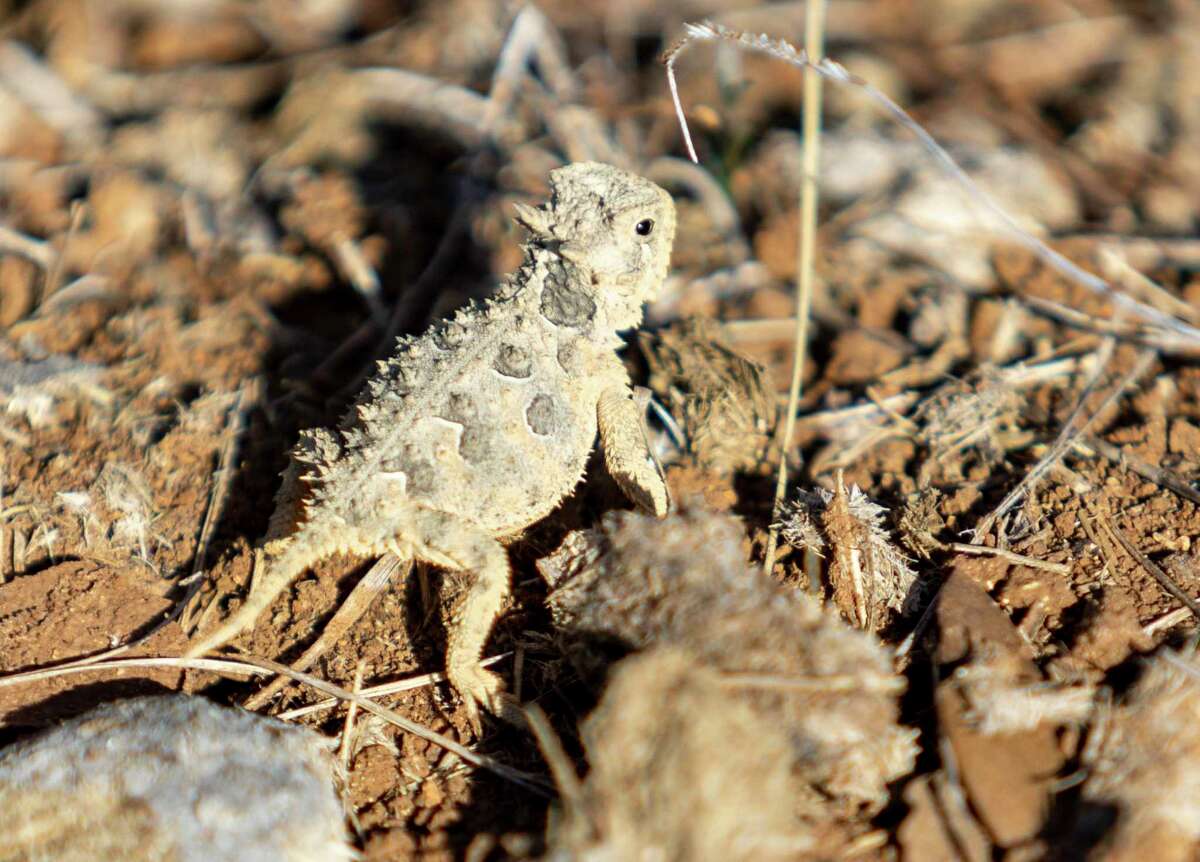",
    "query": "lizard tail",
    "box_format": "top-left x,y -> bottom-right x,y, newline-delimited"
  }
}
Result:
184,529 -> 331,659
